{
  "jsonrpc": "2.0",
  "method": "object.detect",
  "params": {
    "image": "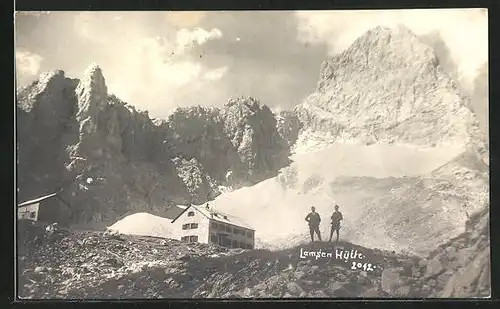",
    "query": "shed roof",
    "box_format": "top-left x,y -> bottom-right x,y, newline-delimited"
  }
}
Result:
18,193 -> 58,207
171,203 -> 254,231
